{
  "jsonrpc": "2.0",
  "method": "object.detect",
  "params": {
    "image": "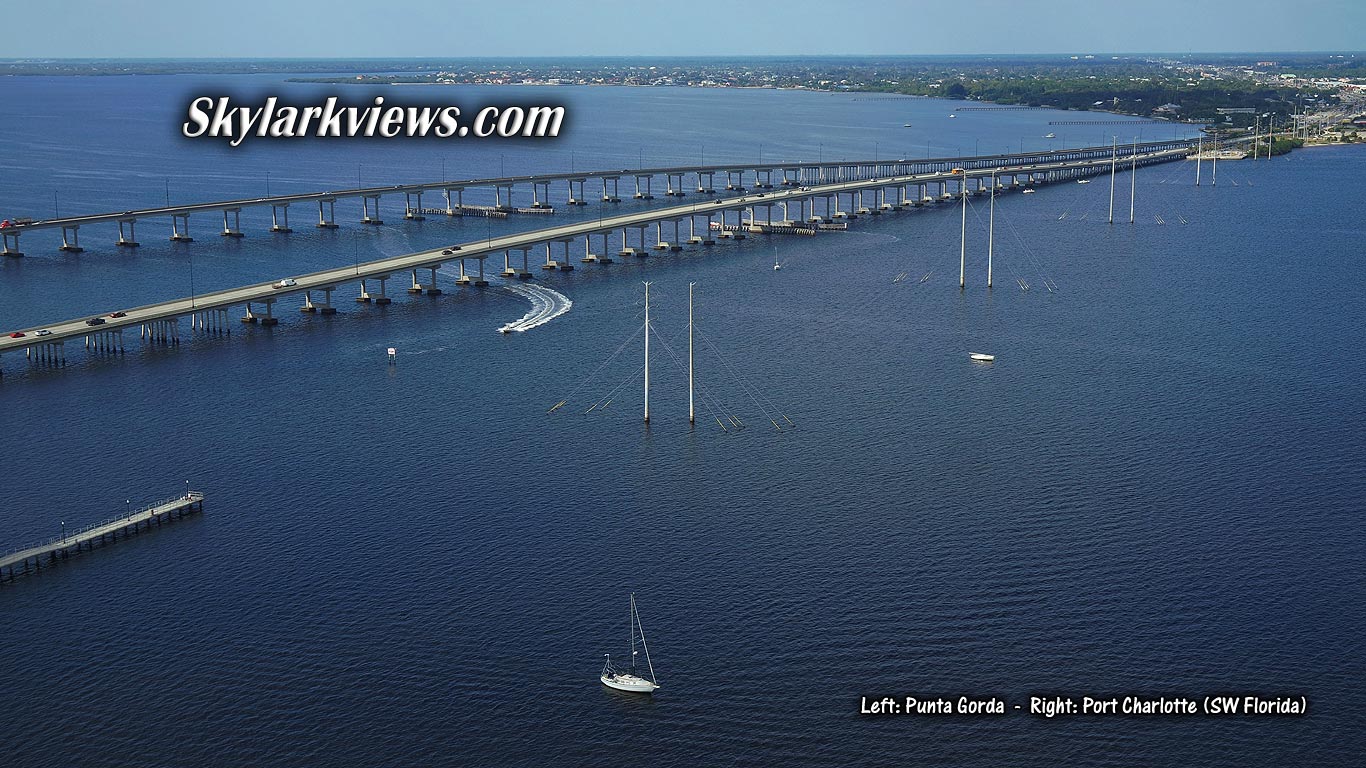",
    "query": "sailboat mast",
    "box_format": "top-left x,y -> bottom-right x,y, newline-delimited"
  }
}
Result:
629,593 -> 636,670
1196,136 -> 1202,186
1108,136 -> 1116,224
1129,137 -> 1137,224
987,171 -> 995,289
633,594 -> 657,684
688,282 -> 695,425
643,283 -> 650,424
958,174 -> 967,289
